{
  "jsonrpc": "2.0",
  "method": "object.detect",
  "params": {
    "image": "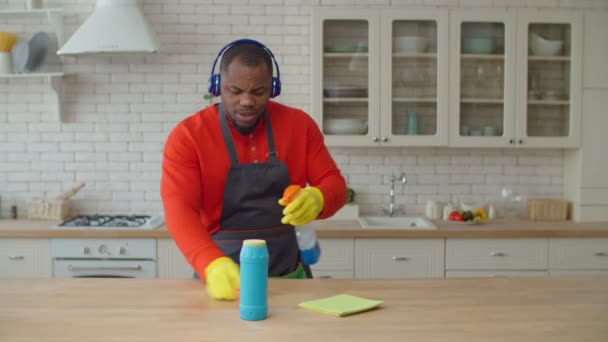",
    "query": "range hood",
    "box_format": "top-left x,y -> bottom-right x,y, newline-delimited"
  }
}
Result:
57,0 -> 158,55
